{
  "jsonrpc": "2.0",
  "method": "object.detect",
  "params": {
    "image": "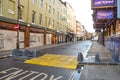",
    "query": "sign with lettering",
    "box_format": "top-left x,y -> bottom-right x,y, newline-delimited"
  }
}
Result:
117,0 -> 120,18
92,0 -> 116,8
97,10 -> 113,19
